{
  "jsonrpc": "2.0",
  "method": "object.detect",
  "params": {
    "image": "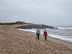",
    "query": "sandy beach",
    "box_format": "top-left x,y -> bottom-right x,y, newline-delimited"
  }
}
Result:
0,25 -> 72,54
